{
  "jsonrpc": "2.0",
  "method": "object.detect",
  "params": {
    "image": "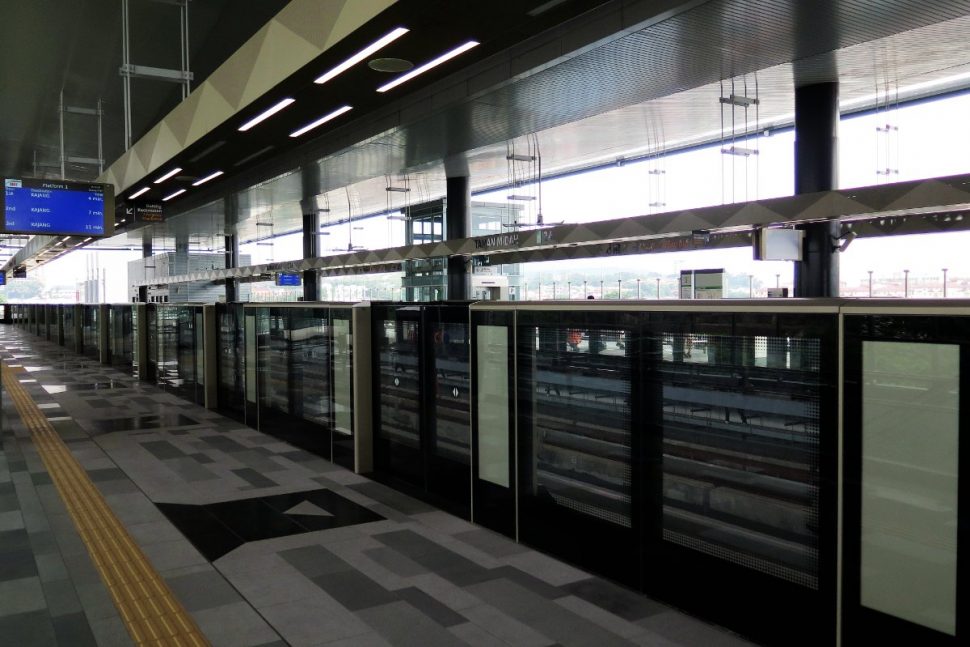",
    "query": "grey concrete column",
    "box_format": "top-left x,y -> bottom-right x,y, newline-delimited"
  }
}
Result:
301,165 -> 320,302
446,175 -> 470,300
793,82 -> 839,297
